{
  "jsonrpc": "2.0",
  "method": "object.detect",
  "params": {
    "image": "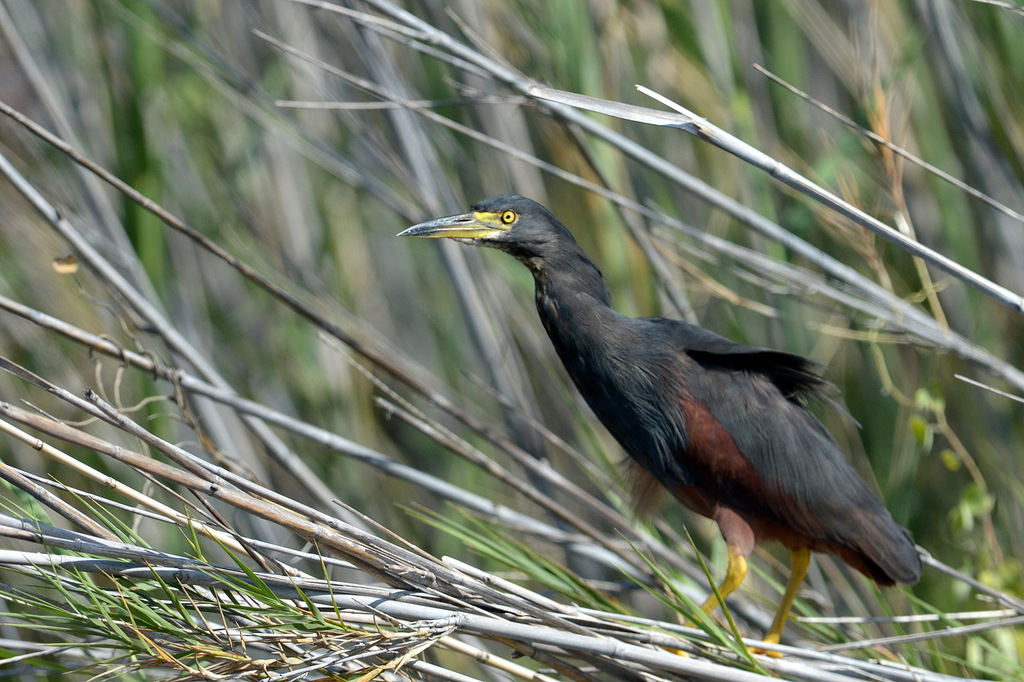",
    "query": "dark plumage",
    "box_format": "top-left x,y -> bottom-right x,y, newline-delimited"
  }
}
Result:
400,194 -> 921,645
